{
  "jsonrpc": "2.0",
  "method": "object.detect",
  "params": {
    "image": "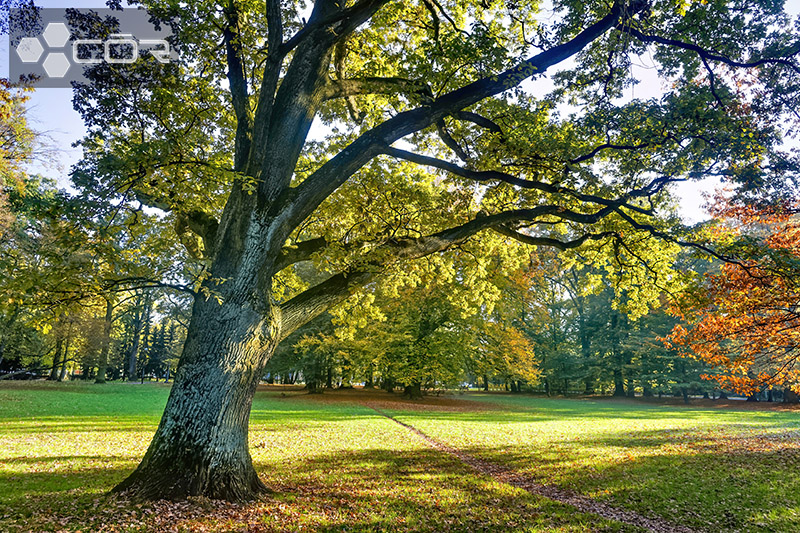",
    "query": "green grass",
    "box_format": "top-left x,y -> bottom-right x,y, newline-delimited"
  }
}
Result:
0,382 -> 638,532
1,383 -> 798,531
385,394 -> 800,532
